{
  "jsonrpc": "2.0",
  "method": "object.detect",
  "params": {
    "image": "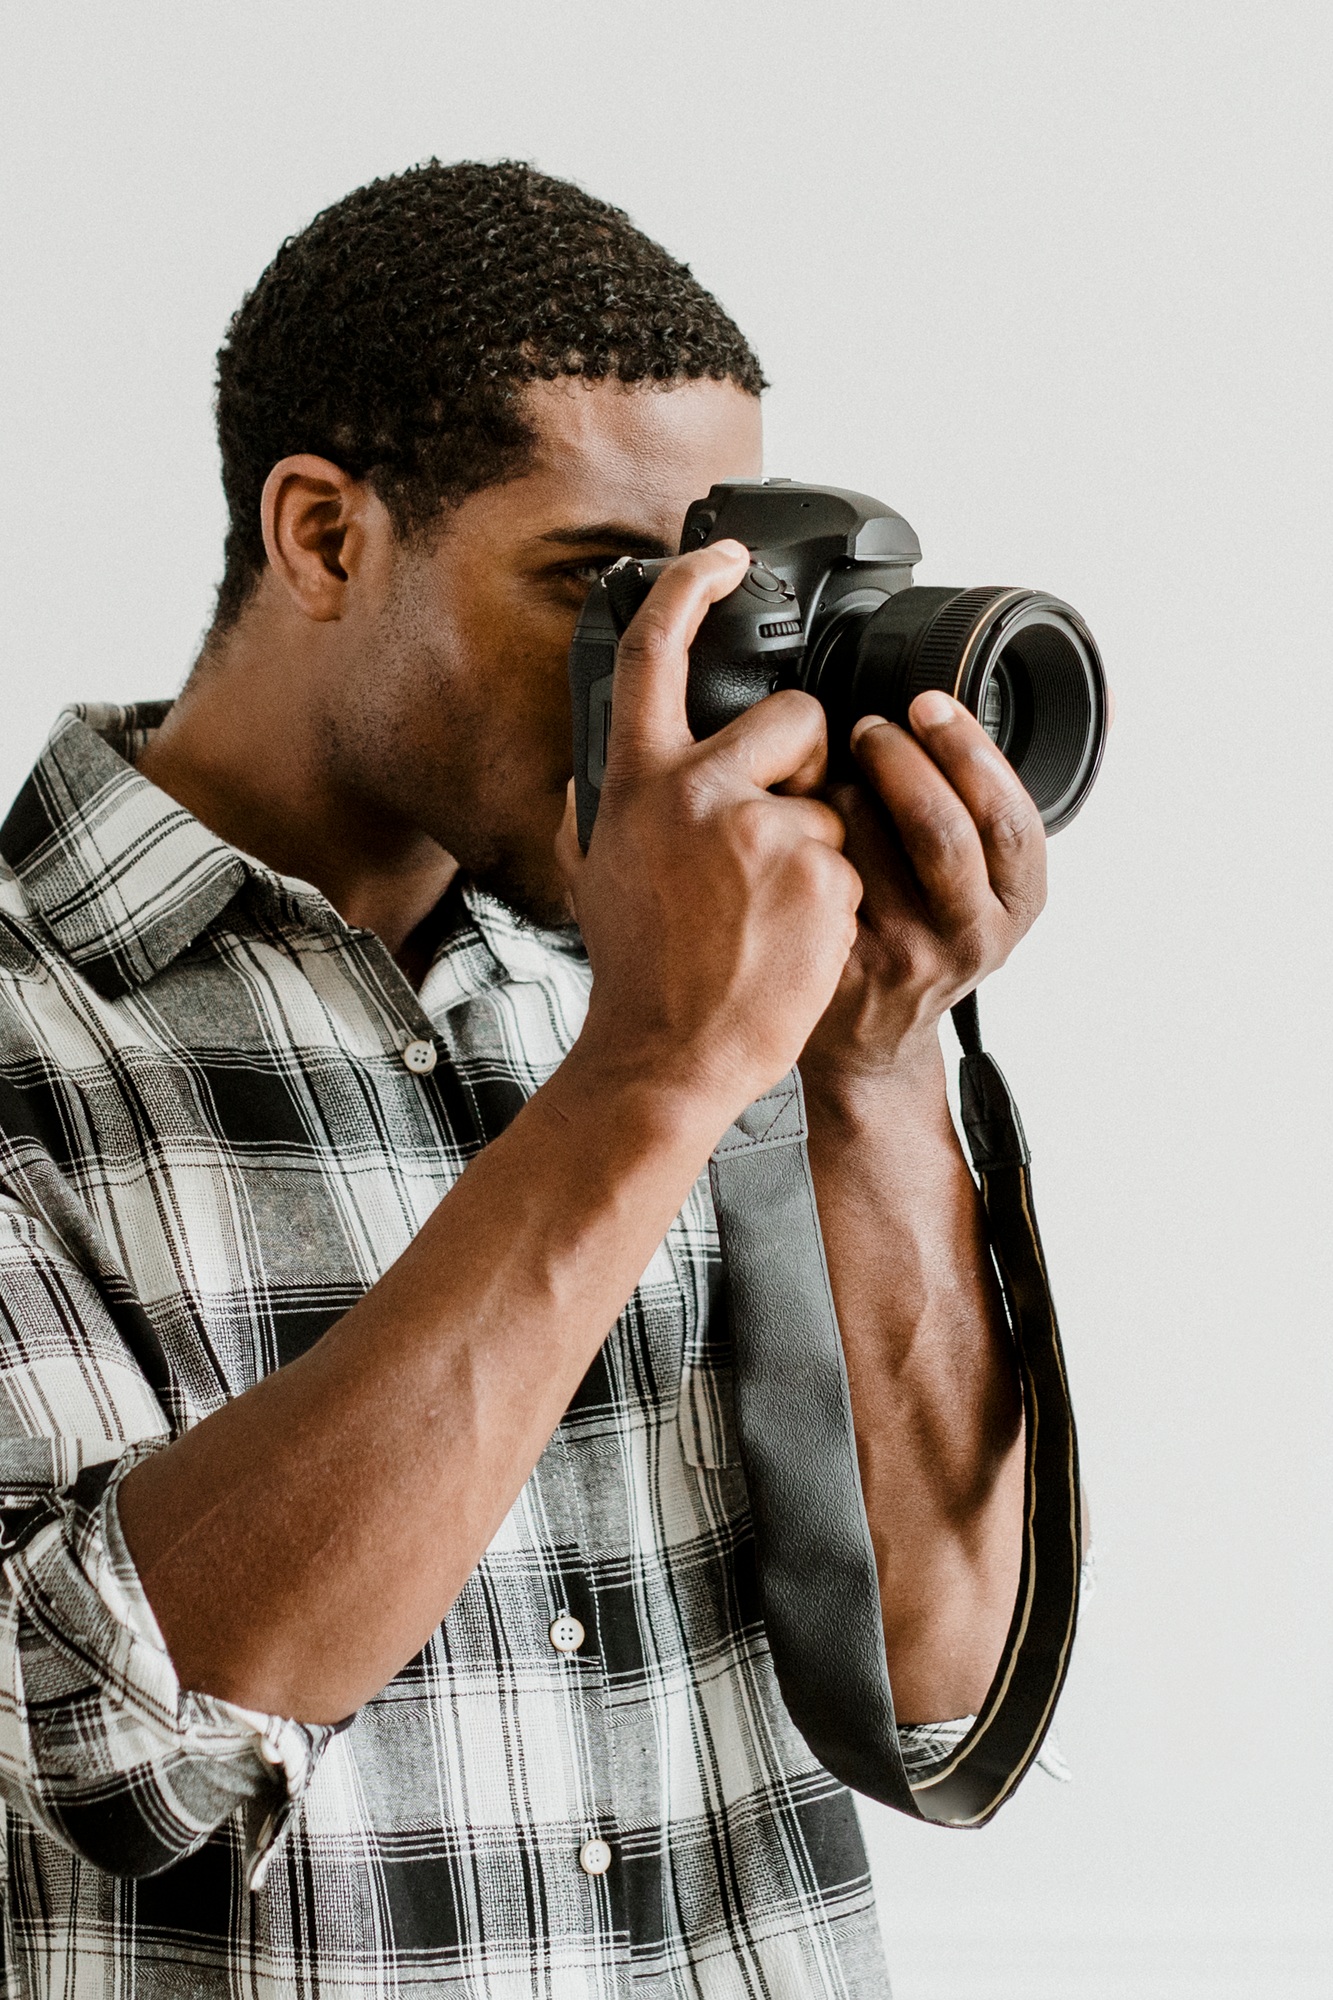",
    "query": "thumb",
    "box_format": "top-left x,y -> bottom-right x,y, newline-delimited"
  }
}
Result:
605,540 -> 750,773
